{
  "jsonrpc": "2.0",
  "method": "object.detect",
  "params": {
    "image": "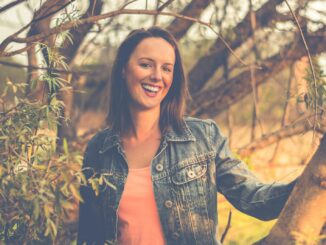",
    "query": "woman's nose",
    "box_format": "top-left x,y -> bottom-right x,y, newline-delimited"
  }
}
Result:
150,67 -> 162,82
